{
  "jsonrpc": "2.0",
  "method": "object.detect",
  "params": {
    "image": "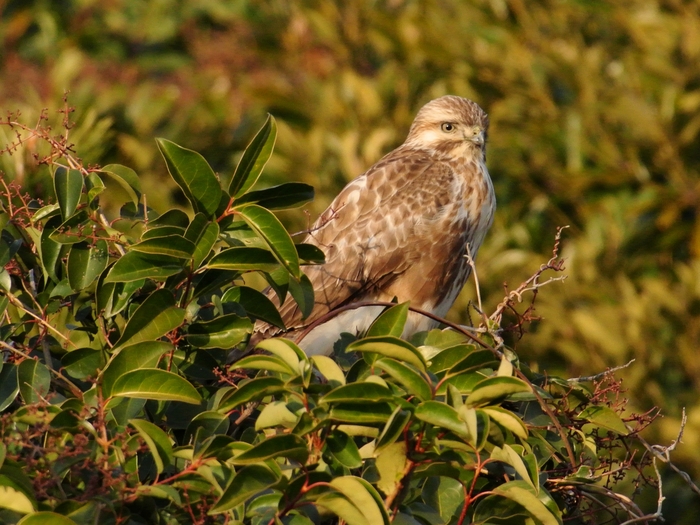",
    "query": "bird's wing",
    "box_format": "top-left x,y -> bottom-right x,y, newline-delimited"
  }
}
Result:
270,149 -> 464,333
